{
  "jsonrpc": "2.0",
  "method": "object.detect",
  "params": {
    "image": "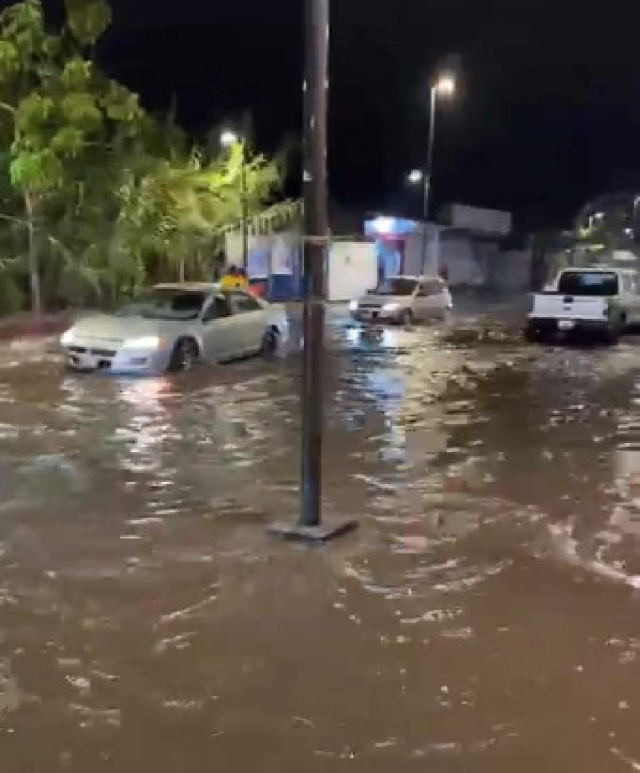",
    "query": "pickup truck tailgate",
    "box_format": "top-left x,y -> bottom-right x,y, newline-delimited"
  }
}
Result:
531,293 -> 609,320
